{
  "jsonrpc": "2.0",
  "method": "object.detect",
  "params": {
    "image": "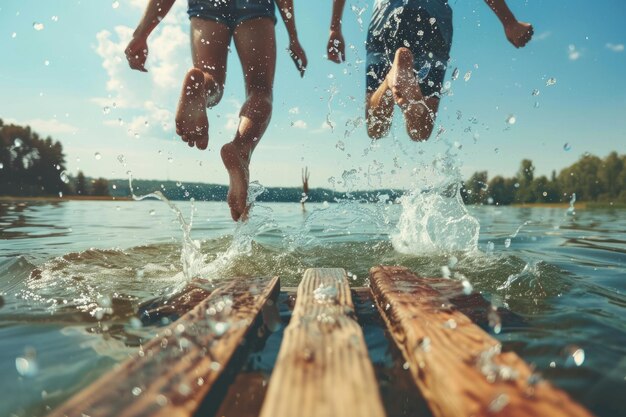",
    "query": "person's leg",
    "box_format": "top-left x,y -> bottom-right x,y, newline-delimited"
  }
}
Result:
386,47 -> 440,141
175,18 -> 231,150
365,78 -> 395,139
221,17 -> 276,221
